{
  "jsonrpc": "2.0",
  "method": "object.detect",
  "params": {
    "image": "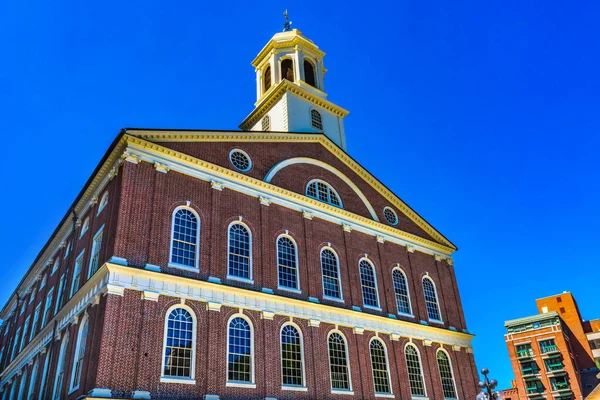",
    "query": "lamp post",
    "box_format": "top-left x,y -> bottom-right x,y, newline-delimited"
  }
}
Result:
477,368 -> 502,400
